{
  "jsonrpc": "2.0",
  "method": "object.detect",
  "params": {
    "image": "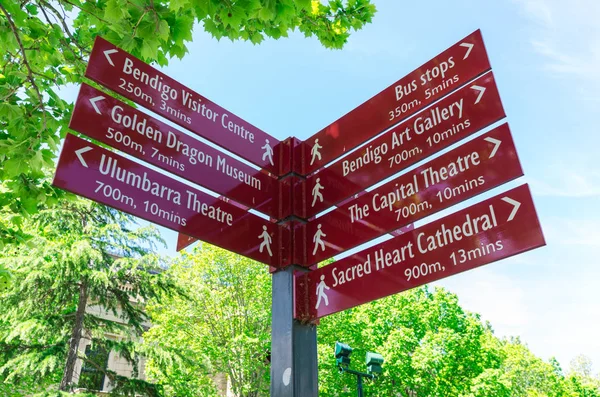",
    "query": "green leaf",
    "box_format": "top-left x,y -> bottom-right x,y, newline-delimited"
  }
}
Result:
0,103 -> 24,122
21,196 -> 39,214
104,0 -> 129,21
249,32 -> 264,45
3,157 -> 27,177
296,0 -> 311,10
203,19 -> 223,40
169,0 -> 188,12
29,150 -> 44,171
258,6 -> 275,21
140,39 -> 160,60
220,5 -> 246,29
119,36 -> 137,53
171,15 -> 195,45
169,44 -> 189,59
157,20 -> 170,41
